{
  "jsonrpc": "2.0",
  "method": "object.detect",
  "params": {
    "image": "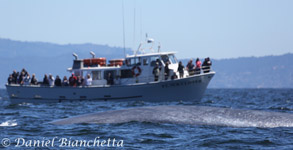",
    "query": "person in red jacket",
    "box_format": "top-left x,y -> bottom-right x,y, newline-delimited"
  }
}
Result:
69,73 -> 77,87
195,58 -> 201,74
